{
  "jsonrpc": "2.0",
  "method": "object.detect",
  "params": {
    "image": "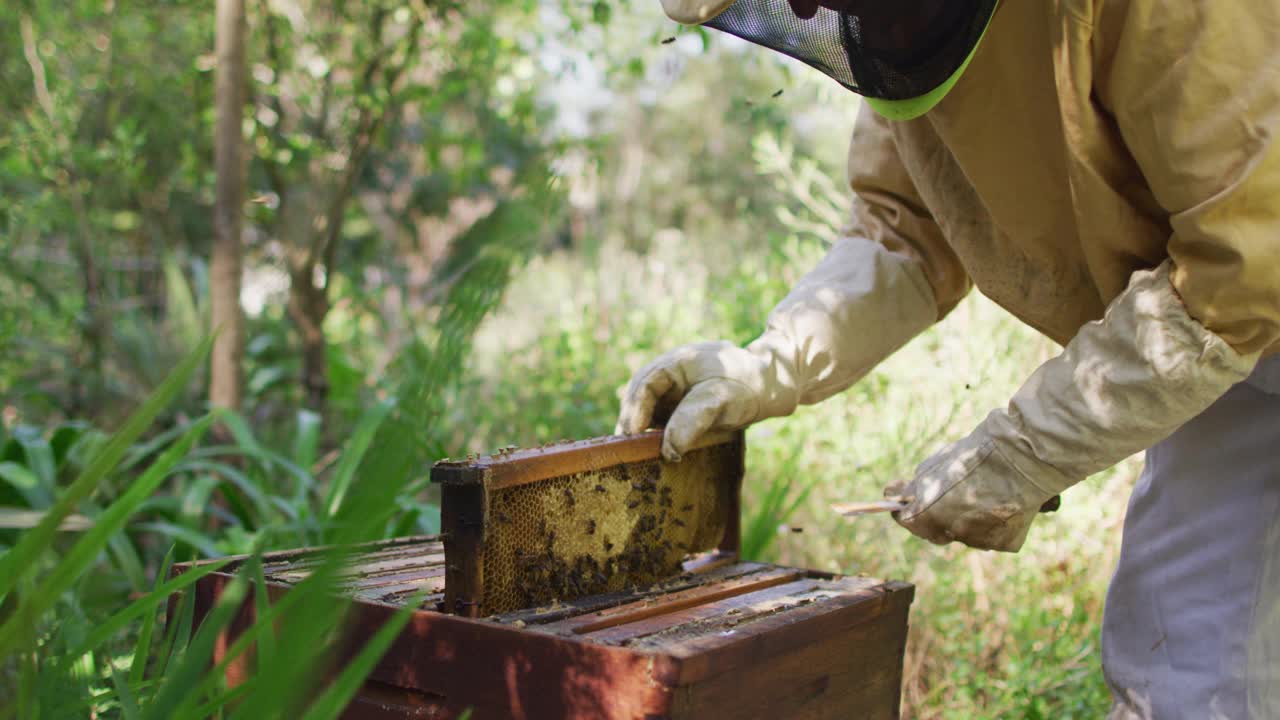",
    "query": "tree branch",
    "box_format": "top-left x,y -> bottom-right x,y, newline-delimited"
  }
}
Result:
20,14 -> 56,121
